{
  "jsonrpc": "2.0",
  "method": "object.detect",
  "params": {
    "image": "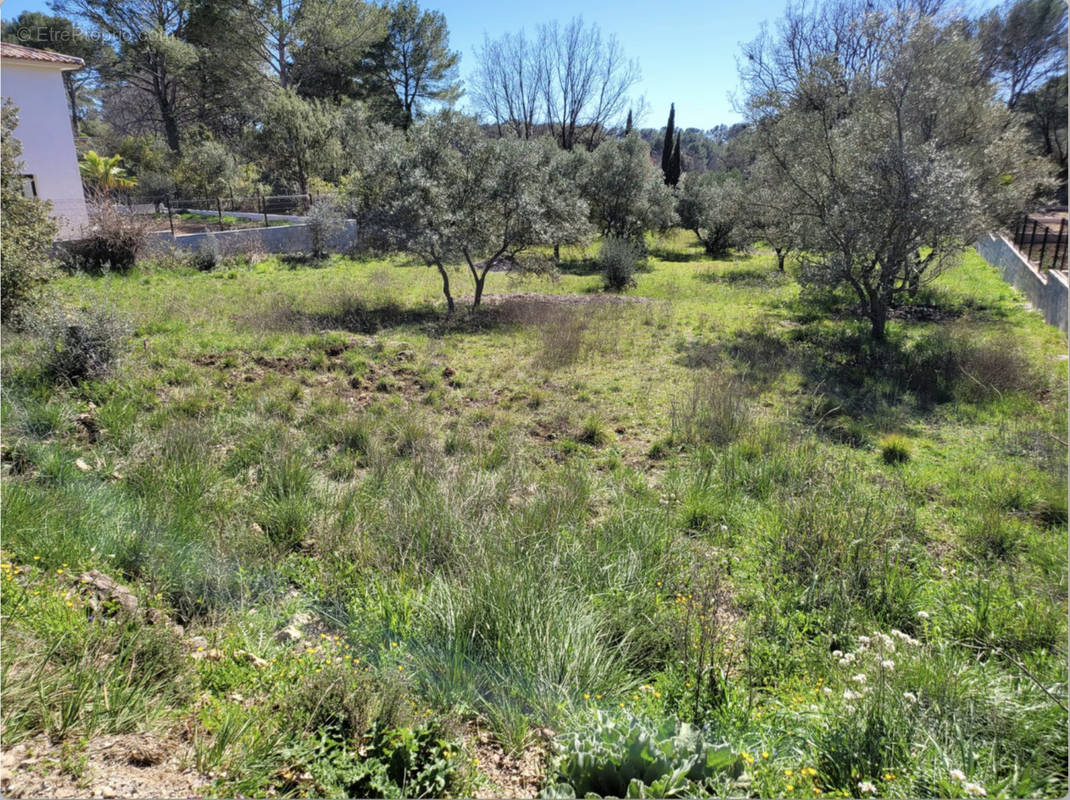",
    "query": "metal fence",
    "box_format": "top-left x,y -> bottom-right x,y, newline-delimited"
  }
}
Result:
1012,212 -> 1068,272
126,193 -> 316,236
